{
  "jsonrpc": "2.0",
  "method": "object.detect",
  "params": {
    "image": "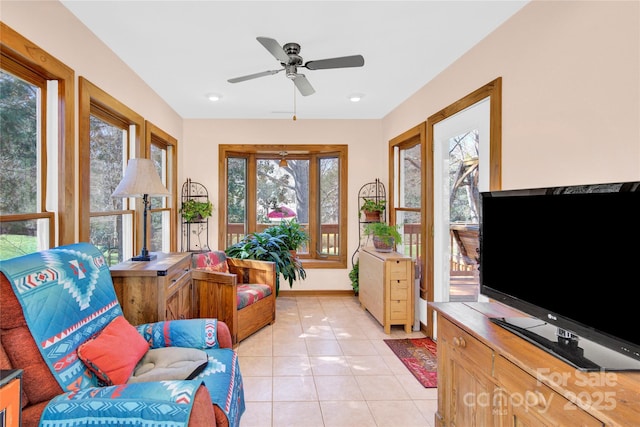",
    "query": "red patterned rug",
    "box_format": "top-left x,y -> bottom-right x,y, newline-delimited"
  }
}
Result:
384,337 -> 438,388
